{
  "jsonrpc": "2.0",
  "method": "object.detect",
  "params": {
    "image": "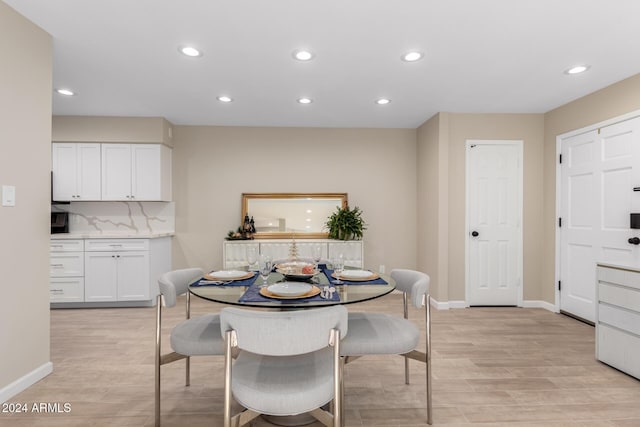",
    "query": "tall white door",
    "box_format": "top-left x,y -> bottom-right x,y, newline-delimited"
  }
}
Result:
467,141 -> 523,306
559,117 -> 640,322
